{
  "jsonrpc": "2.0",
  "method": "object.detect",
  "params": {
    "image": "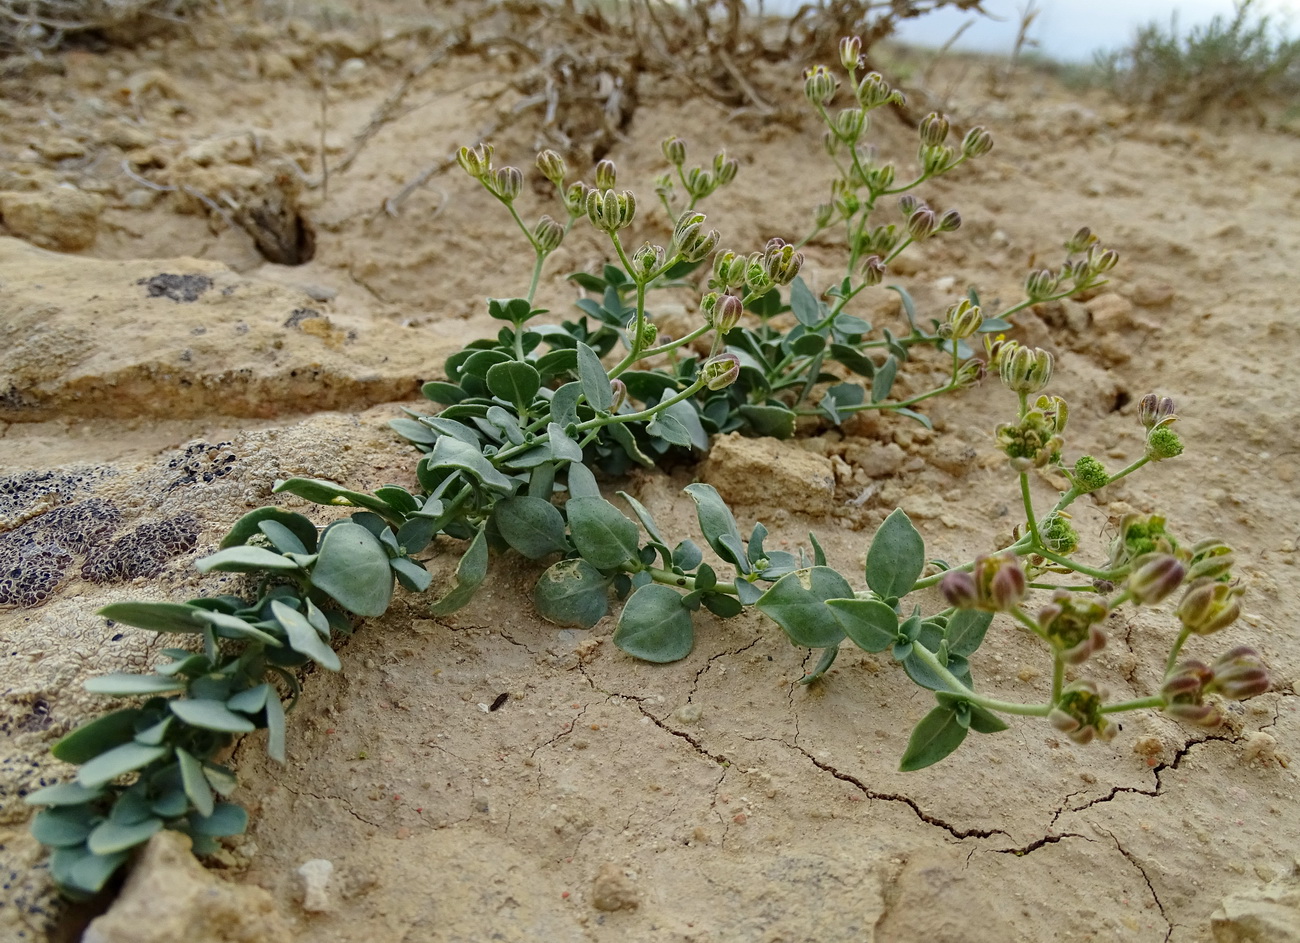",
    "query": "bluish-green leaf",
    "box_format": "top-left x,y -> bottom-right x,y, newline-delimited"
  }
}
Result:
577,342 -> 613,411
548,422 -> 584,462
421,380 -> 465,404
272,477 -> 399,518
265,686 -> 287,763
176,747 -> 215,818
826,598 -> 897,652
428,526 -> 489,615
25,781 -> 106,807
189,802 -> 248,837
567,496 -> 640,570
193,610 -> 283,647
755,567 -> 853,648
170,699 -> 256,734
487,297 -> 533,325
934,692 -> 1009,733
78,742 -> 168,789
427,436 -> 516,495
647,412 -> 693,447
662,398 -> 709,450
898,705 -> 968,771
84,674 -> 187,697
392,556 -> 433,592
272,600 -> 341,671
683,483 -> 745,568
871,356 -> 898,402
220,508 -> 319,552
739,404 -> 797,439
52,709 -> 141,764
533,559 -> 610,628
612,583 -> 695,663
96,602 -> 205,635
946,609 -> 993,657
495,496 -> 569,559
311,521 -> 394,618
389,417 -> 439,445
30,807 -> 96,847
567,462 -> 600,497
790,276 -> 822,326
259,520 -> 309,554
864,508 -> 925,600
551,381 -> 583,428
195,545 -> 302,575
486,361 -> 541,409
